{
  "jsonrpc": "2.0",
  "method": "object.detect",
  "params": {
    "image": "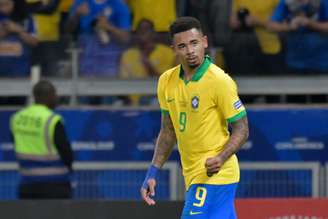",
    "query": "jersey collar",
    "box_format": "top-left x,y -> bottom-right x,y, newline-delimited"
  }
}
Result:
179,55 -> 212,84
